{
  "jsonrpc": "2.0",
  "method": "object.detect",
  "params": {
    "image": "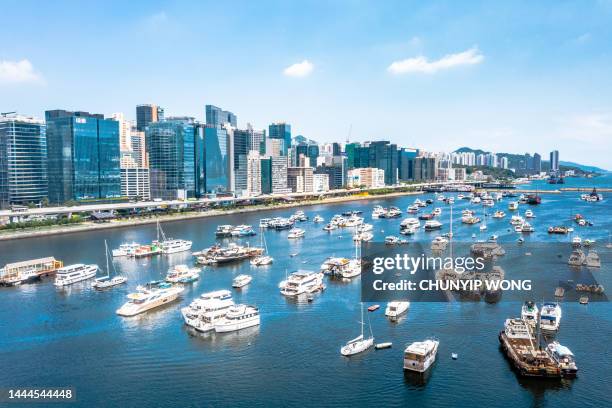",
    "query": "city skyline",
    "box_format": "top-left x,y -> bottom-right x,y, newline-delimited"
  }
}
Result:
1,1 -> 611,168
